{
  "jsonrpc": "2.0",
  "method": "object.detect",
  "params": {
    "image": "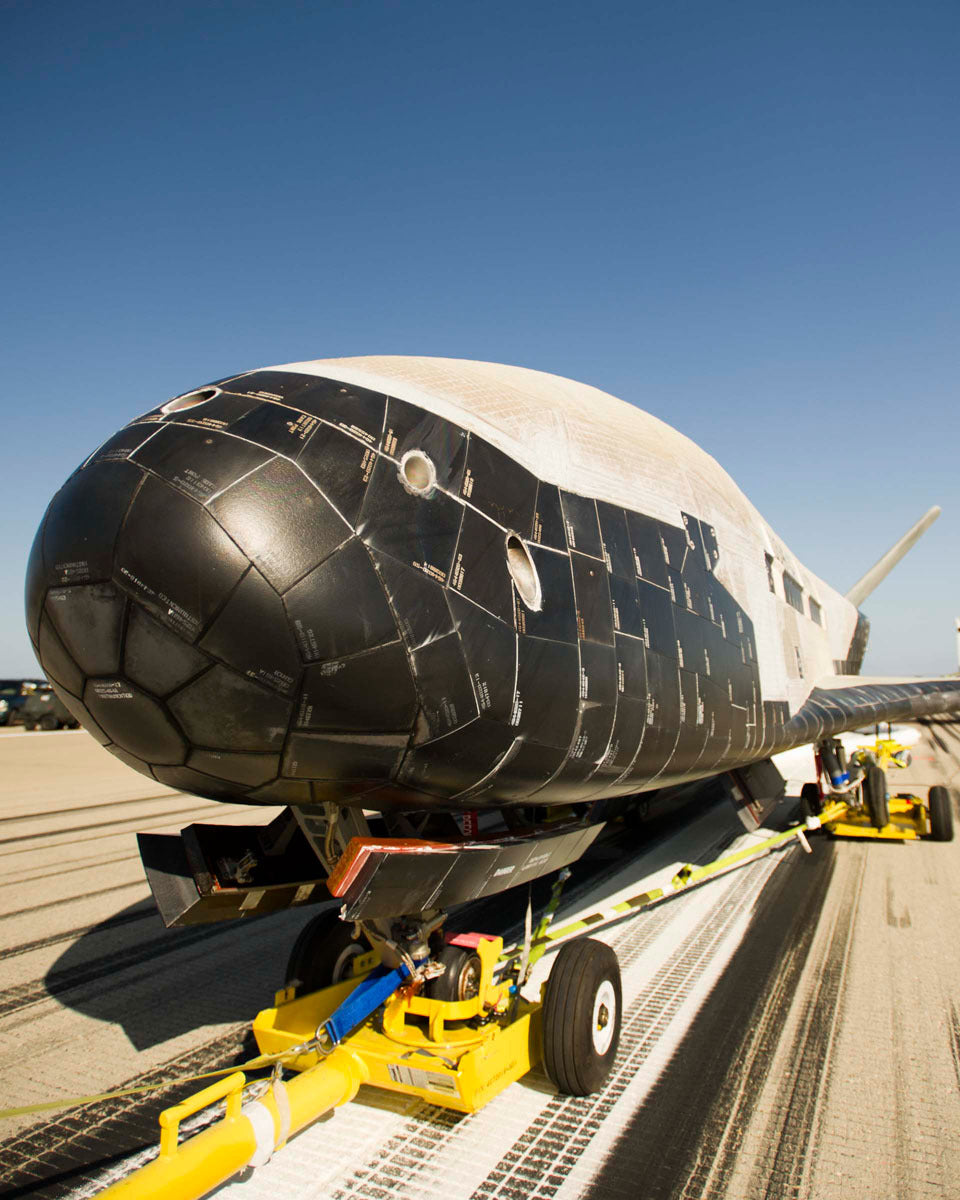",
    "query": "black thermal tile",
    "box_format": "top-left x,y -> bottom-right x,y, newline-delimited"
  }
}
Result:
399,719 -> 516,797
187,750 -> 280,788
42,459 -> 143,588
679,669 -> 702,732
664,566 -> 685,608
447,591 -> 517,723
105,743 -> 152,774
659,522 -> 687,571
209,457 -> 351,594
295,422 -> 377,527
645,649 -> 682,730
297,642 -> 417,734
37,613 -> 84,698
513,637 -> 581,749
449,506 -> 515,625
602,695 -> 647,772
675,607 -> 707,675
515,547 -> 577,643
381,397 -> 468,493
288,377 -> 387,446
699,519 -> 720,569
247,778 -> 316,805
702,620 -> 730,687
411,632 -> 478,740
579,640 -> 617,706
44,583 -> 126,677
625,510 -> 669,589
636,578 -> 677,659
560,492 -> 603,558
532,483 -> 567,550
152,765 -> 249,800
220,370 -> 336,408
123,605 -> 211,697
200,567 -> 301,695
285,540 -> 396,663
681,512 -> 708,570
461,437 -> 537,536
168,665 -> 293,752
171,392 -> 261,429
87,423 -> 160,466
371,551 -> 454,650
609,574 -> 644,639
571,553 -> 614,646
616,633 -> 648,701
131,424 -> 273,503
569,701 -> 617,766
84,678 -> 187,765
597,501 -> 634,578
282,732 -> 407,781
115,474 -> 249,641
56,688 -> 110,744
489,740 -> 567,801
229,402 -> 322,458
356,454 -> 463,584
